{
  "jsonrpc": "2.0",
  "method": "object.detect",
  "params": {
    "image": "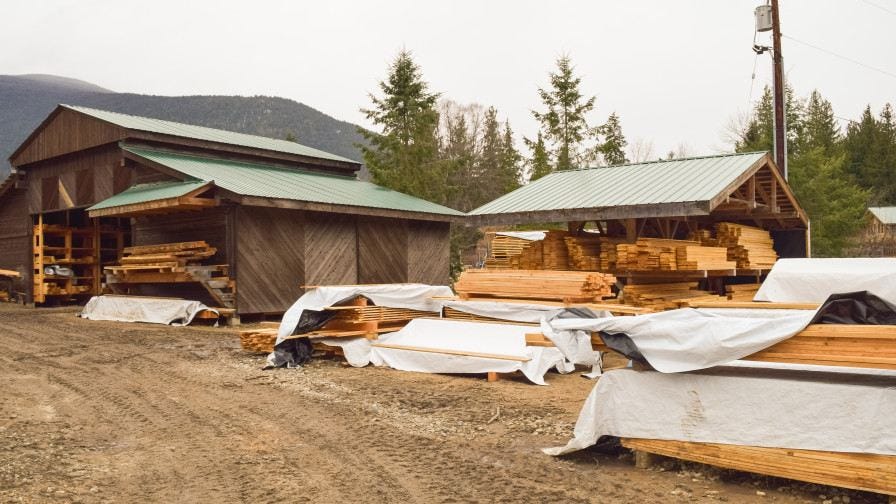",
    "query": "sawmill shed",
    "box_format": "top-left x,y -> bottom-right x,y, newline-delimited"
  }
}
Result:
0,104 -> 460,315
468,152 -> 810,260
